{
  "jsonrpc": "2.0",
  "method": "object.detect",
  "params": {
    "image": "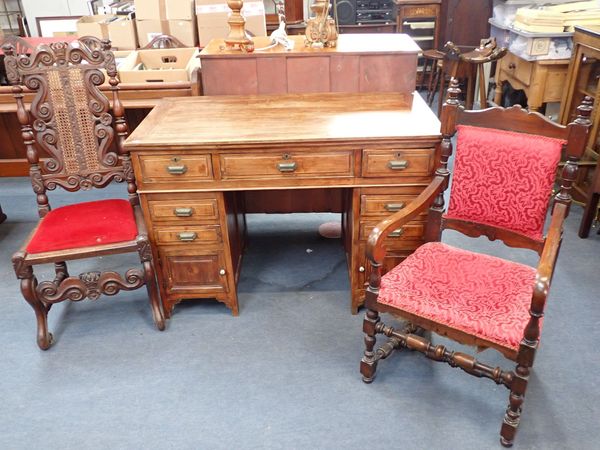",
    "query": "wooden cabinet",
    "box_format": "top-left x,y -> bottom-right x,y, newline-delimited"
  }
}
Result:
559,25 -> 600,237
199,34 -> 420,96
494,52 -> 570,112
441,0 -> 493,47
127,92 -> 441,315
395,0 -> 442,52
